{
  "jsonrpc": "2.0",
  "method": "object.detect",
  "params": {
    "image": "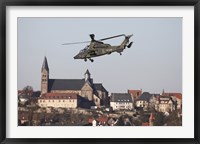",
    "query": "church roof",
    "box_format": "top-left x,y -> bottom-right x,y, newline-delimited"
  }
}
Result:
41,56 -> 49,72
48,78 -> 108,94
48,79 -> 85,91
94,83 -> 108,92
94,83 -> 103,90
